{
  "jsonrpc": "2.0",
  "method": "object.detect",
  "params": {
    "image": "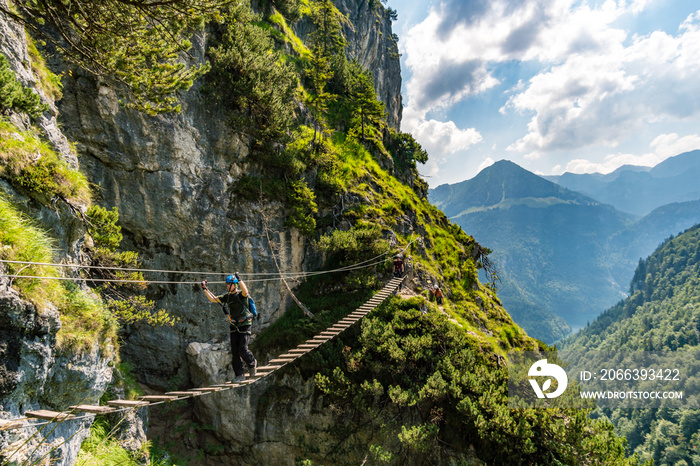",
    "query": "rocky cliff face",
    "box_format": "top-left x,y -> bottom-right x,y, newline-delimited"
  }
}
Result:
294,0 -> 403,131
57,45 -> 316,389
55,0 -> 402,390
3,0 -> 403,462
335,0 -> 402,130
0,11 -> 115,465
